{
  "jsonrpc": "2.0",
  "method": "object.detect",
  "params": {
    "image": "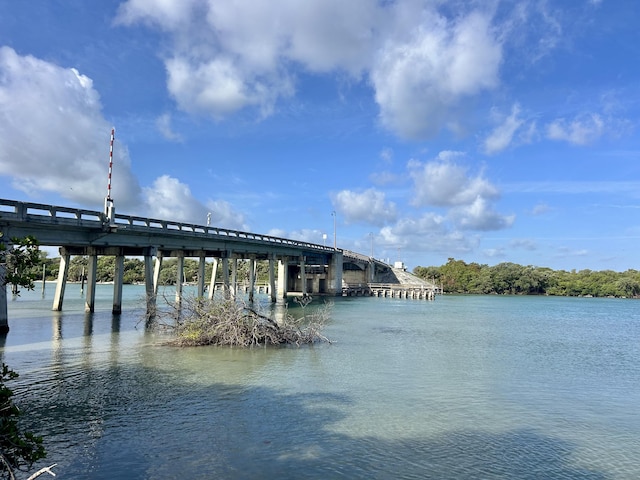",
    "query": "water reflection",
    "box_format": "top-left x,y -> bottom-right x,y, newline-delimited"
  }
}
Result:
2,291 -> 640,479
